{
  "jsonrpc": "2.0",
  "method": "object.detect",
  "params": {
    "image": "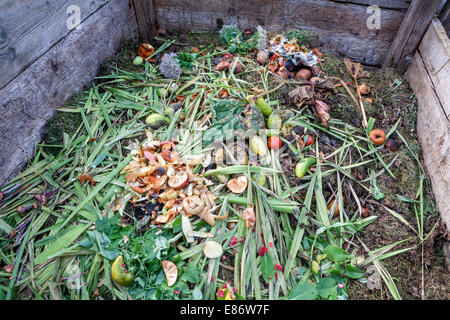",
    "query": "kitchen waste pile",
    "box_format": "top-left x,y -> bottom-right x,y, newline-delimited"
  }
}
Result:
0,25 -> 437,301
